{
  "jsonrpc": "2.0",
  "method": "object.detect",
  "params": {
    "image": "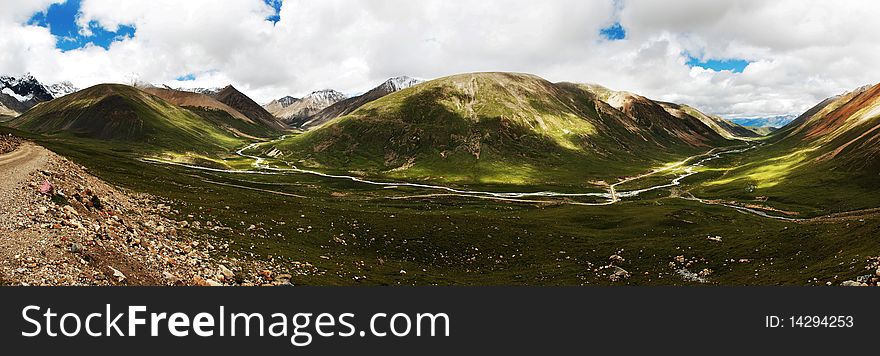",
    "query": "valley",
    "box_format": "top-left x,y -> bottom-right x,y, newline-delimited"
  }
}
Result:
1,72 -> 879,286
